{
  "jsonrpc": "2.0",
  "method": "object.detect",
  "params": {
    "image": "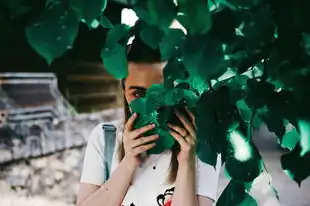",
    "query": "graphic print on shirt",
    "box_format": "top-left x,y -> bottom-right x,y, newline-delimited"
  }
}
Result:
121,203 -> 135,206
156,187 -> 175,206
